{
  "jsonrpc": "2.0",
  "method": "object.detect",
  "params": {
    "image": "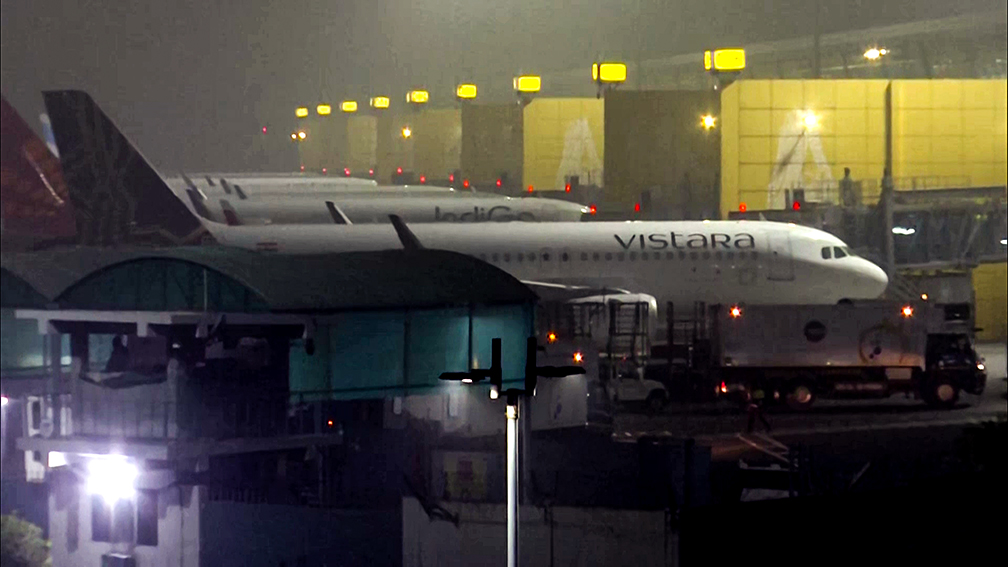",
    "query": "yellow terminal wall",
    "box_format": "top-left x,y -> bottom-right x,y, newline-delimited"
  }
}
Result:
412,109 -> 461,179
891,80 -> 1008,190
523,98 -> 604,192
721,79 -> 1008,217
720,79 -> 890,217
973,262 -> 1008,342
346,115 -> 377,173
